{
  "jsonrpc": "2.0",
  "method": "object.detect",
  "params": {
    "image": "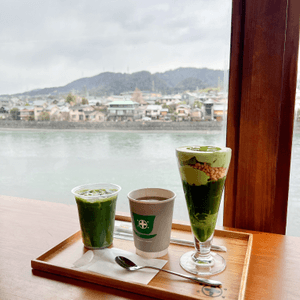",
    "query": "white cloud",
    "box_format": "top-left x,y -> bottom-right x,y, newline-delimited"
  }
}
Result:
0,0 -> 232,95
